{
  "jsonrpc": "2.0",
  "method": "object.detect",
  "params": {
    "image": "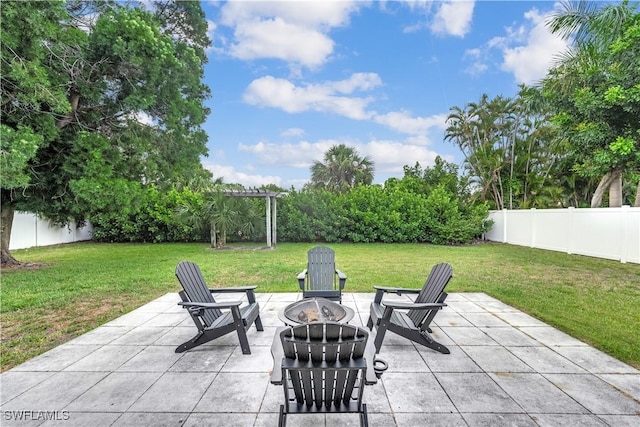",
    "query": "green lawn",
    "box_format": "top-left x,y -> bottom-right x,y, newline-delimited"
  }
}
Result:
1,242 -> 639,371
